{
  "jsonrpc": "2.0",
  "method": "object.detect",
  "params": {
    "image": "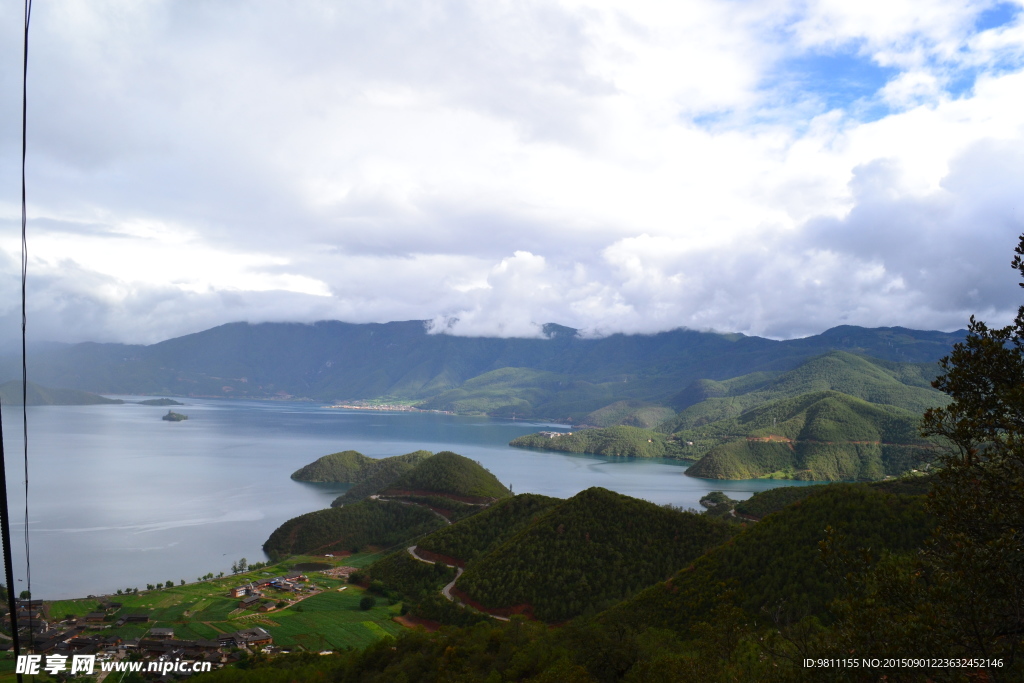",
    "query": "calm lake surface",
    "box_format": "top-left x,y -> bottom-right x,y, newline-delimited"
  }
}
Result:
1,398 -> 820,598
